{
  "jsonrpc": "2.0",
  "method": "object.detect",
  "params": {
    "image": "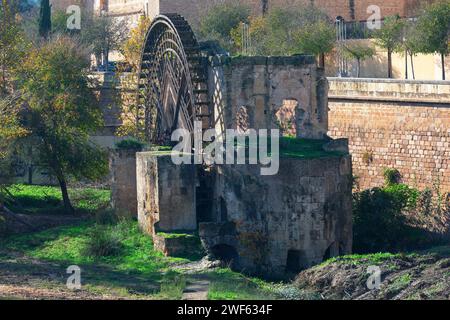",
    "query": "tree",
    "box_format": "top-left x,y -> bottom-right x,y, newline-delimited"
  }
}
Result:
415,1 -> 450,80
294,19 -> 335,68
343,41 -> 376,77
230,4 -> 334,65
400,20 -> 422,79
81,14 -> 128,70
116,15 -> 152,141
0,0 -> 30,208
121,15 -> 151,71
38,0 -> 51,39
199,2 -> 251,54
374,15 -> 405,78
0,0 -> 29,95
11,37 -> 108,213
